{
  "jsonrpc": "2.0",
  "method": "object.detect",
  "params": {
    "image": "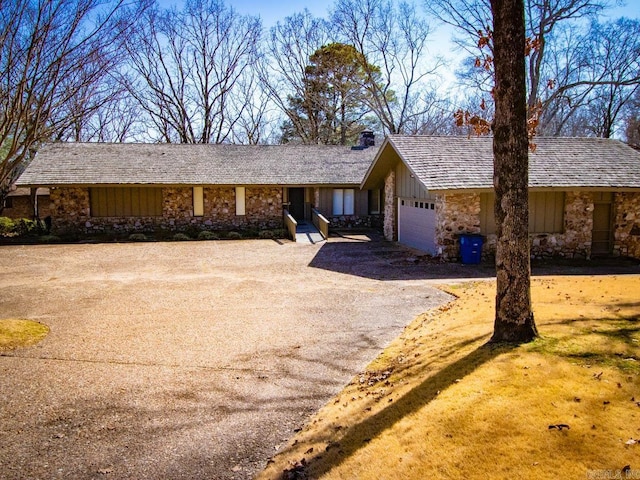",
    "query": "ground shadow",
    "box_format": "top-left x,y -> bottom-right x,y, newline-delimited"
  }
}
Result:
308,231 -> 640,281
308,232 -> 496,281
276,341 -> 513,479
